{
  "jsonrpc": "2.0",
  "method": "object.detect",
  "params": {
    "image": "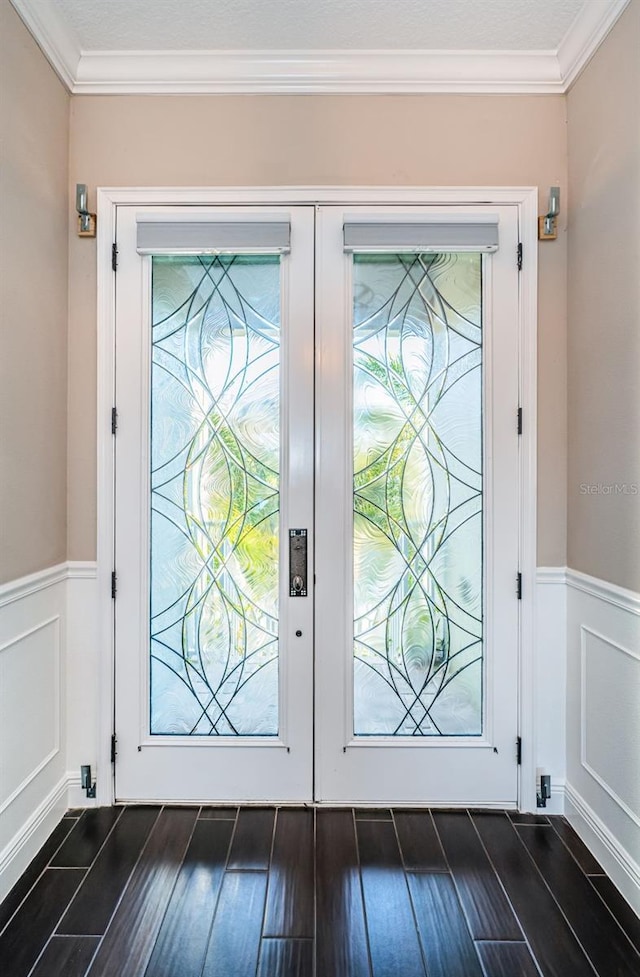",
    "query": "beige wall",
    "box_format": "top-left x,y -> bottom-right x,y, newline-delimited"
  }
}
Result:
567,0 -> 640,591
0,0 -> 69,583
68,93 -> 568,565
